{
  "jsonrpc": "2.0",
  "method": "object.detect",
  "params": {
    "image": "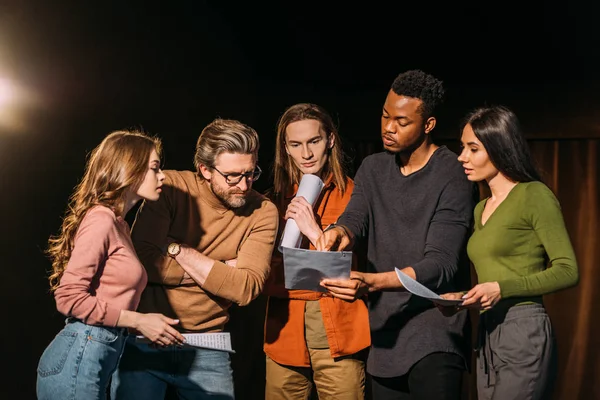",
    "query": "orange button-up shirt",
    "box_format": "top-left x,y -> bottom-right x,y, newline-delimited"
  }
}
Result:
264,175 -> 371,367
